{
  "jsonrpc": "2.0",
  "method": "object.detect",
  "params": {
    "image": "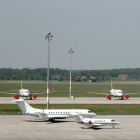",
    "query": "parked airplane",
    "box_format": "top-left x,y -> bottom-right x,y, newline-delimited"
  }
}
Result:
106,80 -> 129,100
13,98 -> 97,121
0,80 -> 45,100
86,80 -> 130,100
72,113 -> 120,128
